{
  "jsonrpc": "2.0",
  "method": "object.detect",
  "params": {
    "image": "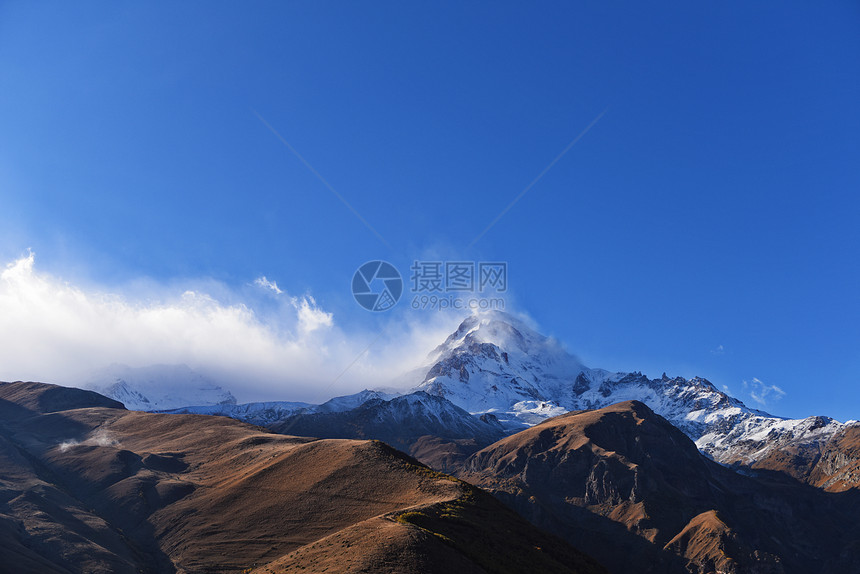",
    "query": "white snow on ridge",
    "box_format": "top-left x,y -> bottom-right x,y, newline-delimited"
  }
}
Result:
695,412 -> 848,464
314,389 -> 398,413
